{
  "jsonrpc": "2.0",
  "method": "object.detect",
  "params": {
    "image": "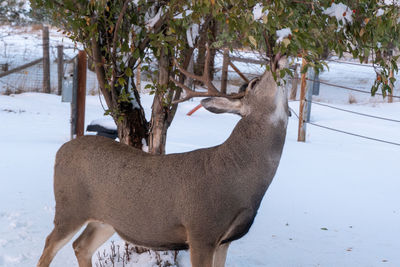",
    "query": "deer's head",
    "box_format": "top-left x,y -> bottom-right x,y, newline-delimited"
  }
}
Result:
201,60 -> 290,123
170,47 -> 290,122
